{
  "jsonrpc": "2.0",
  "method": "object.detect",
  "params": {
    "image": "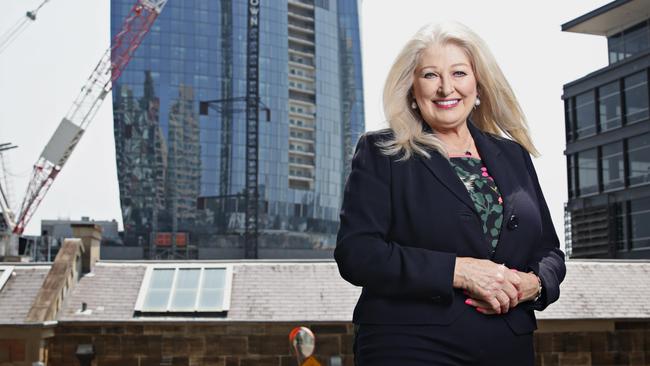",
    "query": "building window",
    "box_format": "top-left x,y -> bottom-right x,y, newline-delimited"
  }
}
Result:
0,266 -> 13,292
601,141 -> 624,191
615,201 -> 629,252
567,155 -> 576,198
577,148 -> 598,196
630,197 -> 650,250
315,0 -> 329,10
598,81 -> 622,131
575,91 -> 596,139
627,133 -> 650,186
623,21 -> 650,59
624,71 -> 649,125
607,20 -> 650,64
608,32 -> 624,64
135,265 -> 232,313
565,98 -> 575,142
